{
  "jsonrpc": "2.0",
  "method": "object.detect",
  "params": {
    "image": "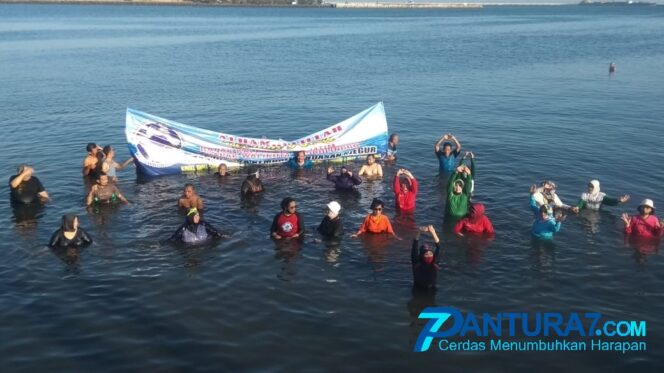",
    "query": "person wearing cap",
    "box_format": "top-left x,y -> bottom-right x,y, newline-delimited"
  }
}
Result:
178,183 -> 204,211
101,145 -> 133,182
386,134 -> 399,162
445,164 -> 473,224
358,154 -> 383,178
168,208 -> 226,244
317,201 -> 343,240
393,168 -> 418,213
49,214 -> 93,248
411,225 -> 441,290
530,180 -> 575,215
435,133 -> 462,173
271,197 -> 305,240
241,168 -> 264,198
574,179 -> 630,212
287,151 -> 313,170
352,198 -> 400,239
9,164 -> 49,204
532,205 -> 565,240
82,142 -> 104,179
327,165 -> 362,191
453,202 -> 495,237
621,199 -> 664,240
